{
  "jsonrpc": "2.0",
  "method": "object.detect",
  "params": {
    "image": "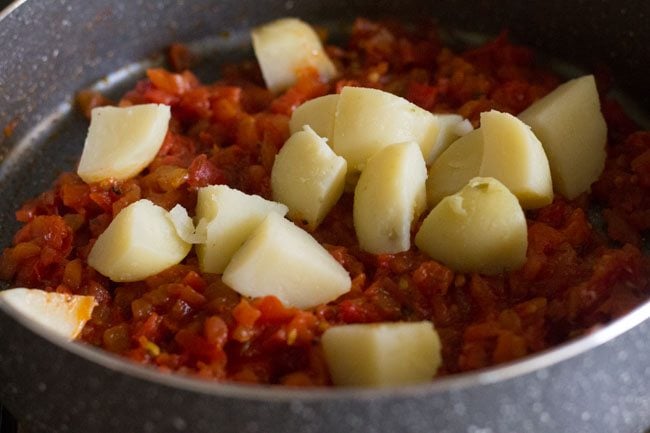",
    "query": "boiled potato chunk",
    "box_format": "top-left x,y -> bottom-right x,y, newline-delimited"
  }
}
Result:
354,141 -> 427,254
88,199 -> 191,282
426,129 -> 483,207
332,87 -> 440,171
428,114 -> 474,164
415,177 -> 527,275
0,288 -> 96,340
77,104 -> 171,183
222,213 -> 351,309
272,126 -> 347,230
289,94 -> 340,142
322,321 -> 441,387
195,185 -> 288,274
252,18 -> 337,94
427,111 -> 552,209
518,75 -> 607,199
168,204 -> 206,244
479,110 -> 553,209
